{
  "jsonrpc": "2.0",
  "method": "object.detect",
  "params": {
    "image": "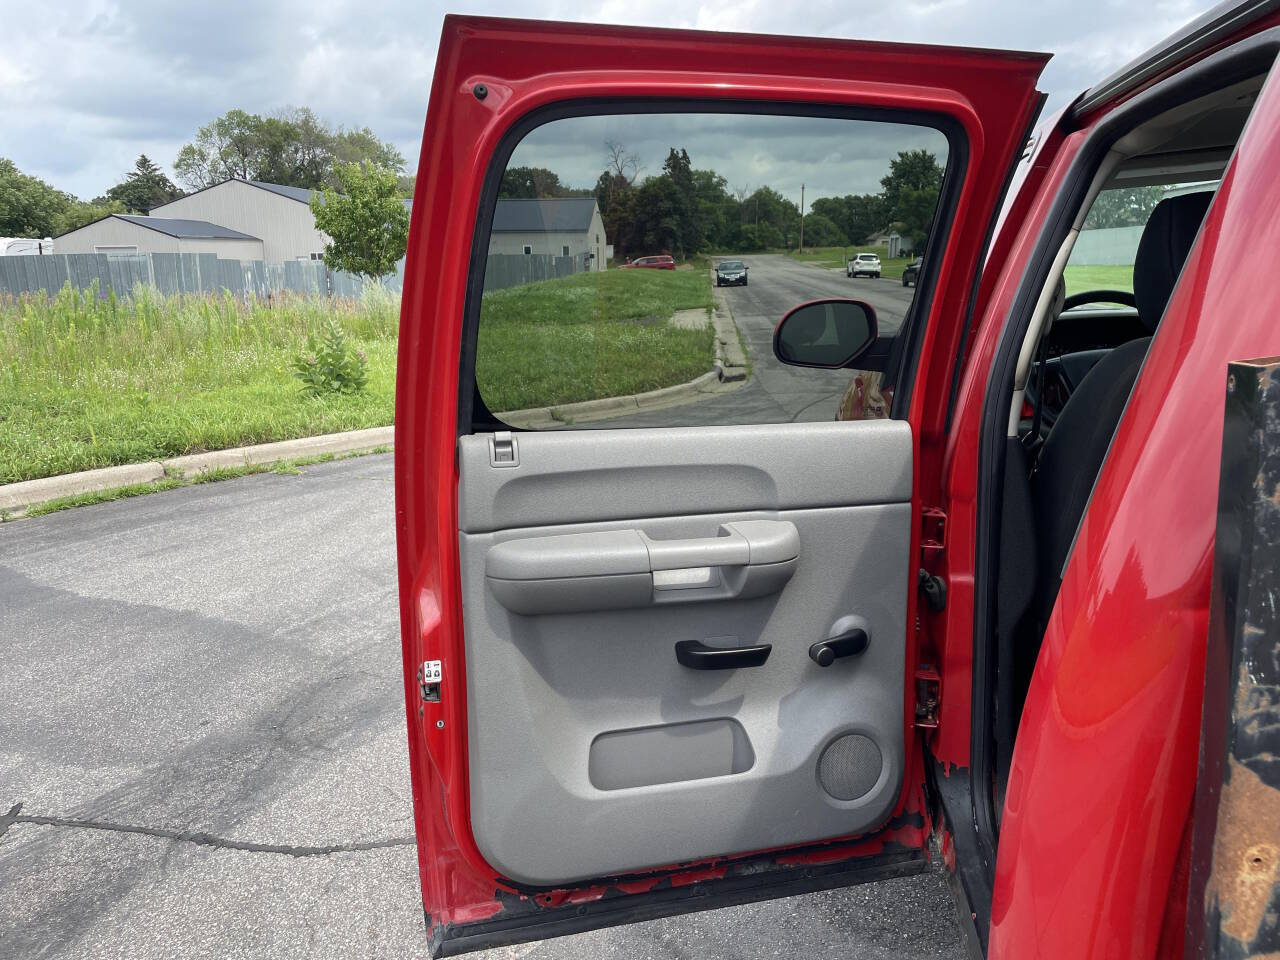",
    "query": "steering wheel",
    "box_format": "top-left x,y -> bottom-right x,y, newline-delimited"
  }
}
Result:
1061,289 -> 1136,311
